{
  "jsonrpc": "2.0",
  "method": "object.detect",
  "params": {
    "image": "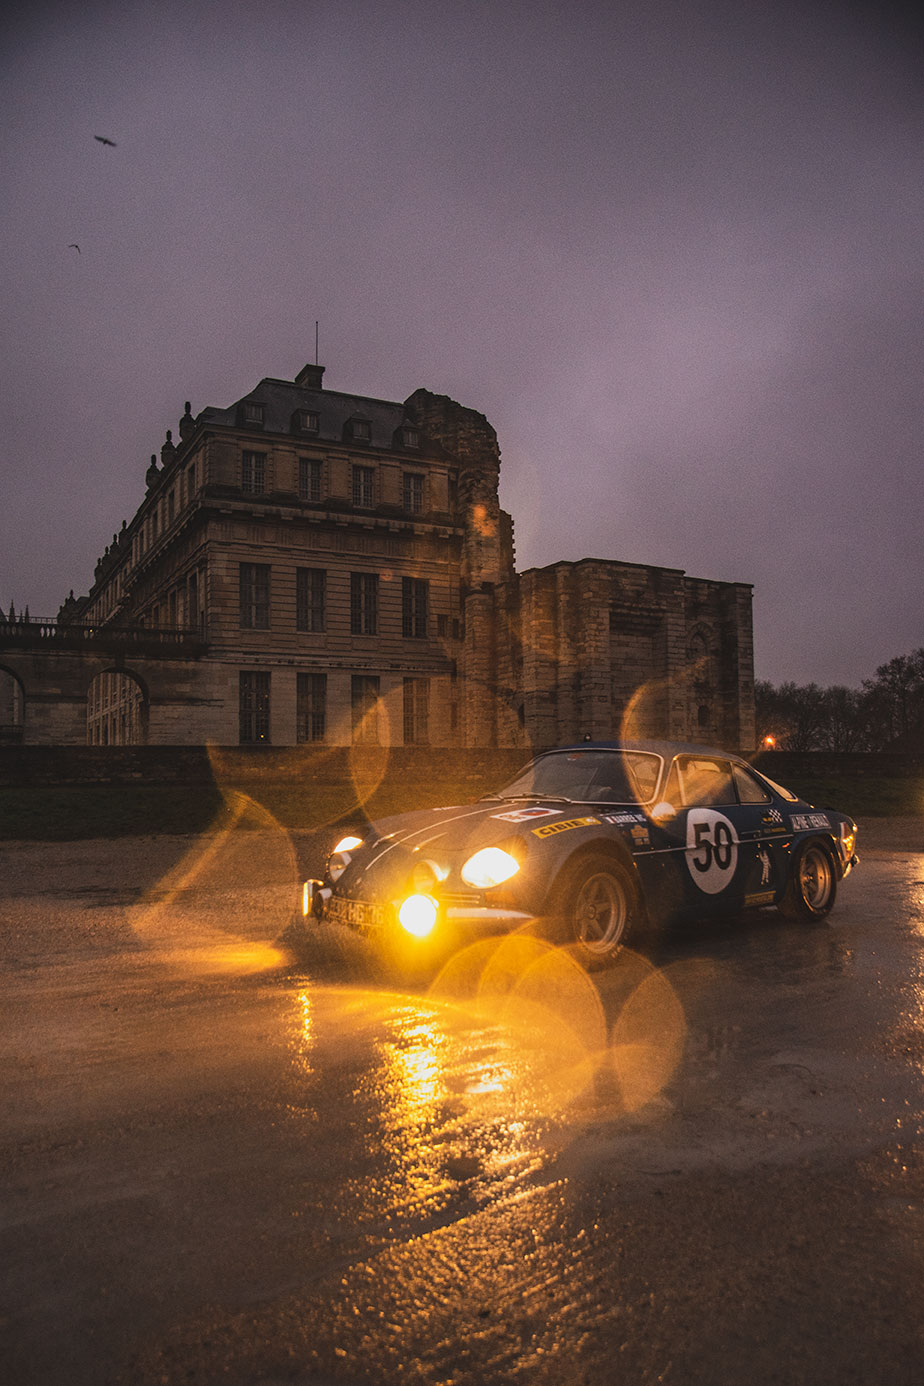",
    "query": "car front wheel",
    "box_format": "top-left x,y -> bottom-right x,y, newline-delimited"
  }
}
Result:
780,841 -> 837,920
553,855 -> 636,967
